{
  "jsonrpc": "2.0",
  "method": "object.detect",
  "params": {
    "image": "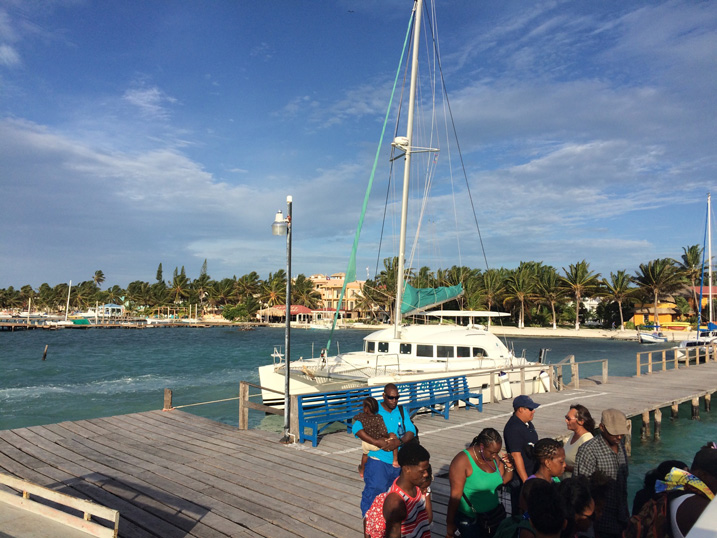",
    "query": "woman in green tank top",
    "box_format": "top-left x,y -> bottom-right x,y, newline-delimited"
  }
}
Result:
447,428 -> 515,538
